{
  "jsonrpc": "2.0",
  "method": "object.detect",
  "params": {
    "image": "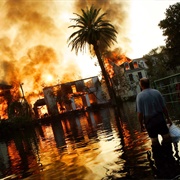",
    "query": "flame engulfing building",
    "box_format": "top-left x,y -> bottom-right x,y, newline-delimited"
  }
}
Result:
33,76 -> 107,119
0,84 -> 12,119
102,49 -> 148,100
111,58 -> 148,100
0,83 -> 33,120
